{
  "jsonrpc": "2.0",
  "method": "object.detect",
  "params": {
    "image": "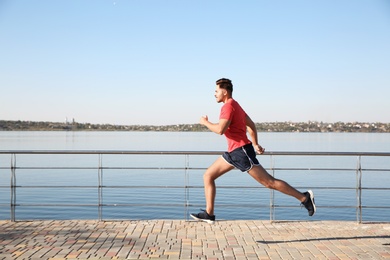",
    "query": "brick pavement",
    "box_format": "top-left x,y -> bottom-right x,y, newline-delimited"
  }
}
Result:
0,220 -> 389,259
